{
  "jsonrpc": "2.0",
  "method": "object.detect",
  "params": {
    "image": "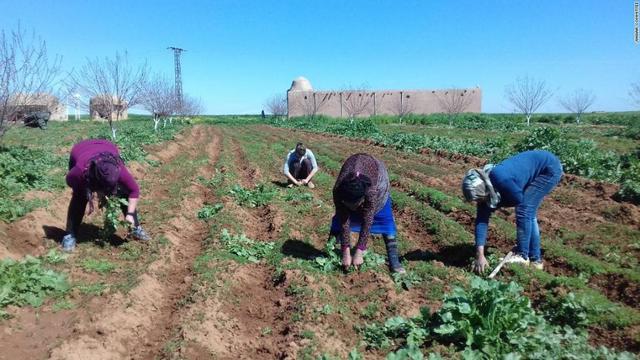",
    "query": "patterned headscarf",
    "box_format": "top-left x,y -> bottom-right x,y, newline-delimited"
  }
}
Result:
461,164 -> 501,209
337,172 -> 372,203
84,152 -> 123,213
